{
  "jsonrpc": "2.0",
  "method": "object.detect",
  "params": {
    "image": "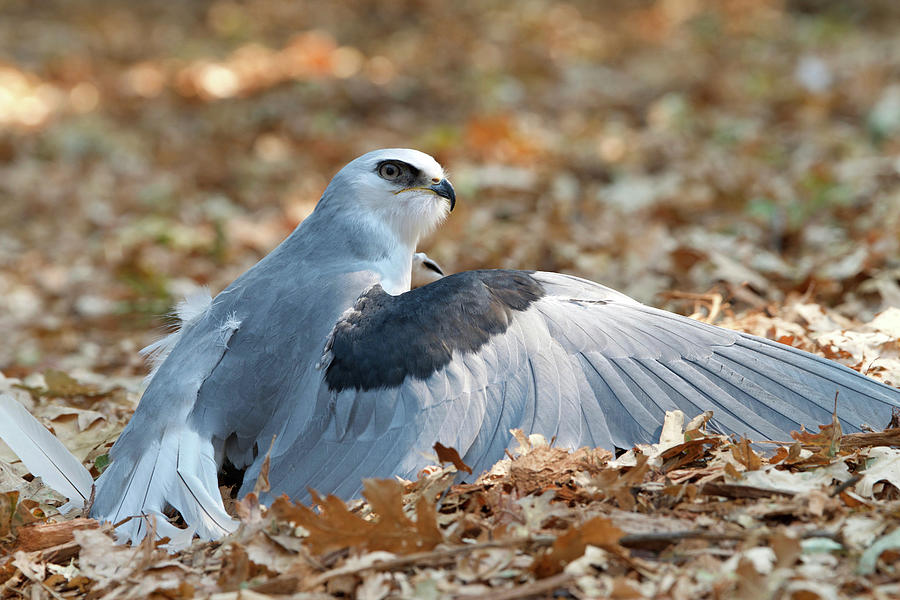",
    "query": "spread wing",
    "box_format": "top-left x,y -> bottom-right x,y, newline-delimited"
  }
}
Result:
254,270 -> 900,503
